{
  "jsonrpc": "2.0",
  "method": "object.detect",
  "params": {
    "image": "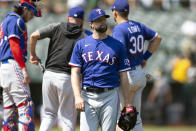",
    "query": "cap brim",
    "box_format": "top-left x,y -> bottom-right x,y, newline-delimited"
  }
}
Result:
22,2 -> 39,17
90,14 -> 110,22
